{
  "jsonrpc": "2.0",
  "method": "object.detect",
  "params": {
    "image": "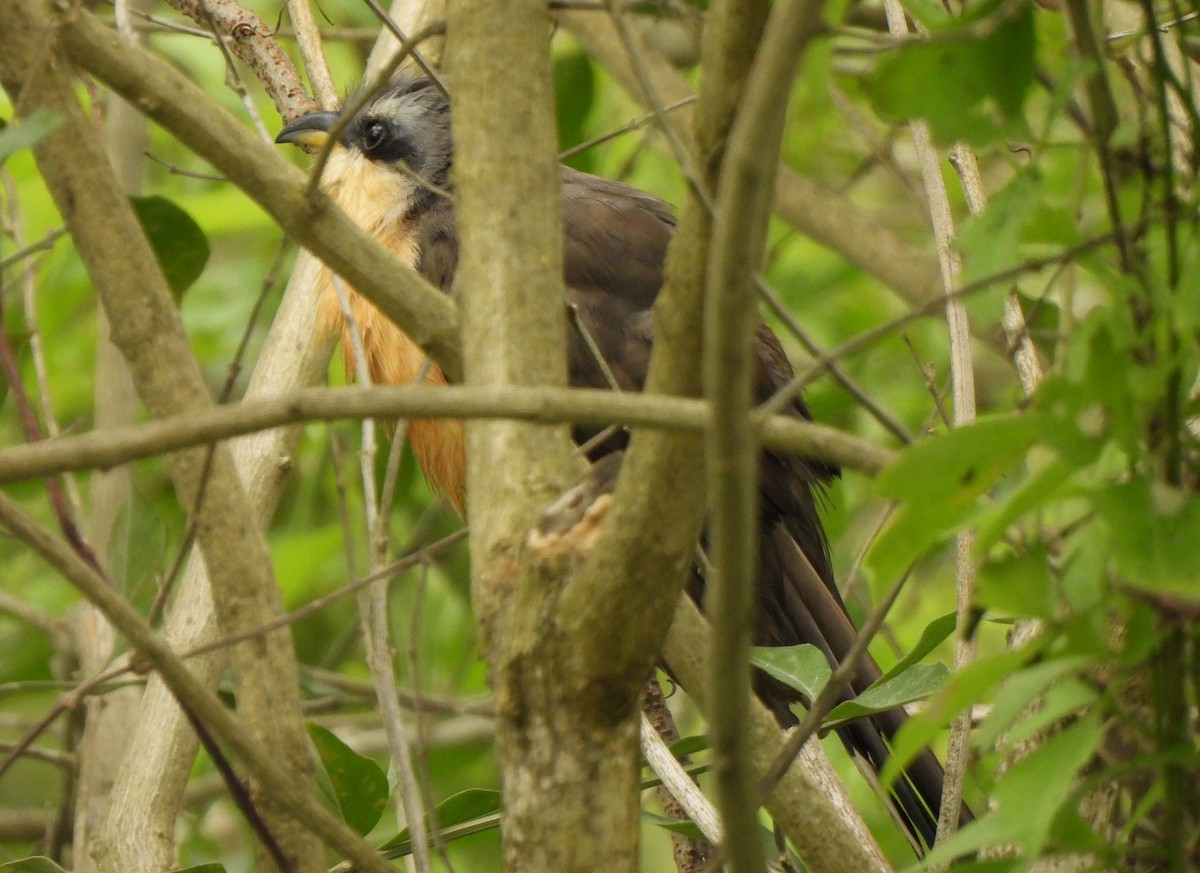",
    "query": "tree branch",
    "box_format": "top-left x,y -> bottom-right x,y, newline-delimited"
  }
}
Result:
0,385 -> 893,484
703,1 -> 828,868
